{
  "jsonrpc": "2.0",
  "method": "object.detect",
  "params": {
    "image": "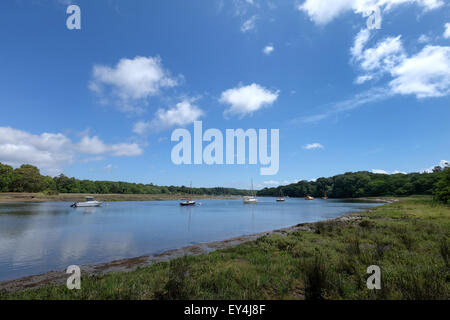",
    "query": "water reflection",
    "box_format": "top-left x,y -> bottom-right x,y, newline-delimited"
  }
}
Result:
0,198 -> 382,281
